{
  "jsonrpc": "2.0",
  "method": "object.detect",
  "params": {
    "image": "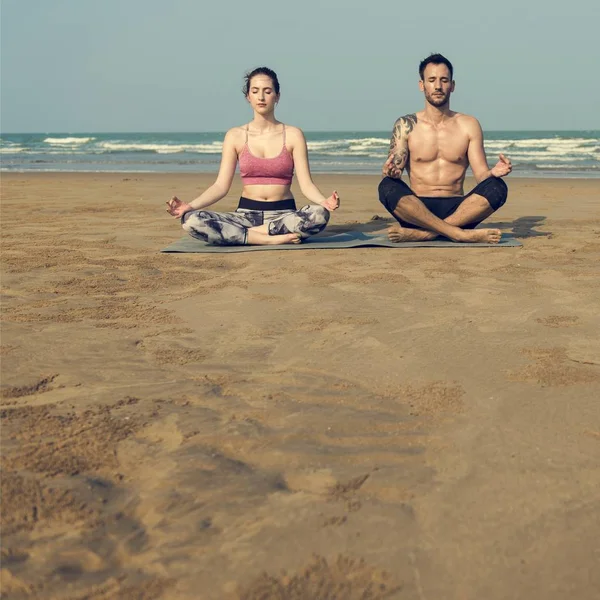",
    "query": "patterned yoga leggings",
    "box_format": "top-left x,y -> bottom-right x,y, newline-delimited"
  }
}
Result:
181,198 -> 330,246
